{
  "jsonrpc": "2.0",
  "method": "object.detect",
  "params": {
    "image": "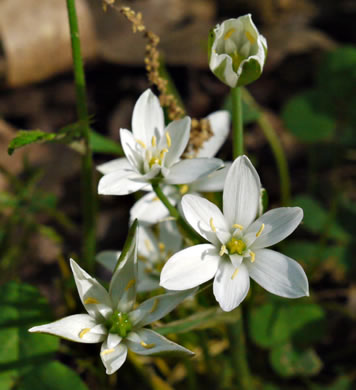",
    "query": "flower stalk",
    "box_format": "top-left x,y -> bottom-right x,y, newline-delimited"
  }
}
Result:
231,86 -> 244,158
66,0 -> 96,271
